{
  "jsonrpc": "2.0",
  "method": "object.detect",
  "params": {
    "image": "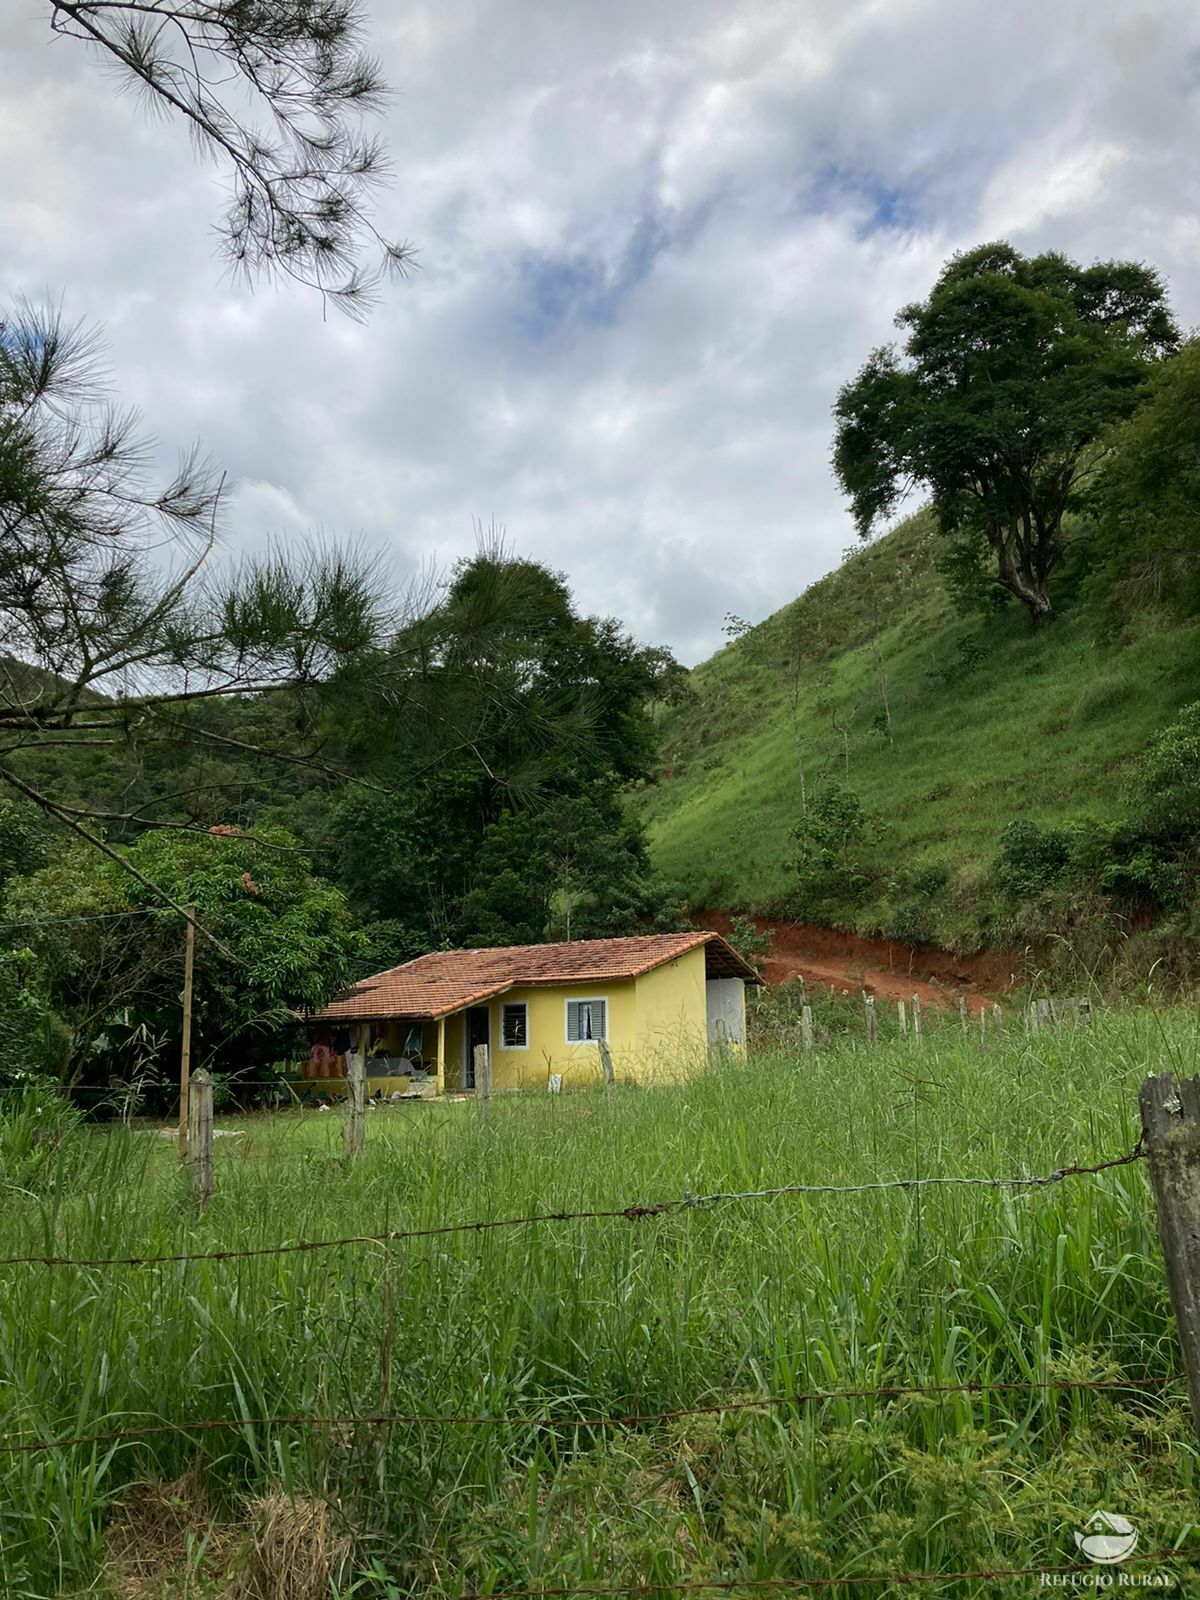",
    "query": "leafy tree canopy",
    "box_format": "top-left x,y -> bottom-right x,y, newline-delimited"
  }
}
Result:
1,824 -> 362,1090
1086,338 -> 1200,617
458,787 -> 686,948
833,241 -> 1178,623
